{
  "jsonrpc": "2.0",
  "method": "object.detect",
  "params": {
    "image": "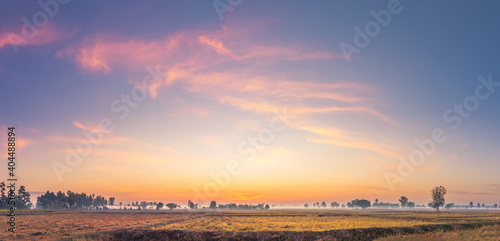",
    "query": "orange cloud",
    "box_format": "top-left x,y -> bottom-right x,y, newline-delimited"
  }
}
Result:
300,126 -> 400,158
